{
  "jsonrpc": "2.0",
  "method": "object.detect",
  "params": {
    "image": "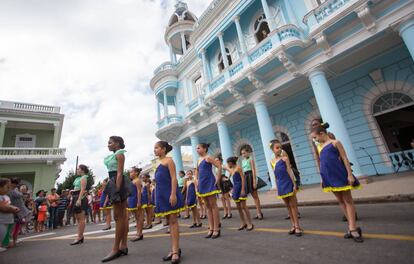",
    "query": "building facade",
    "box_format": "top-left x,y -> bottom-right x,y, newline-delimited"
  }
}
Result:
150,0 -> 414,190
0,100 -> 66,192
